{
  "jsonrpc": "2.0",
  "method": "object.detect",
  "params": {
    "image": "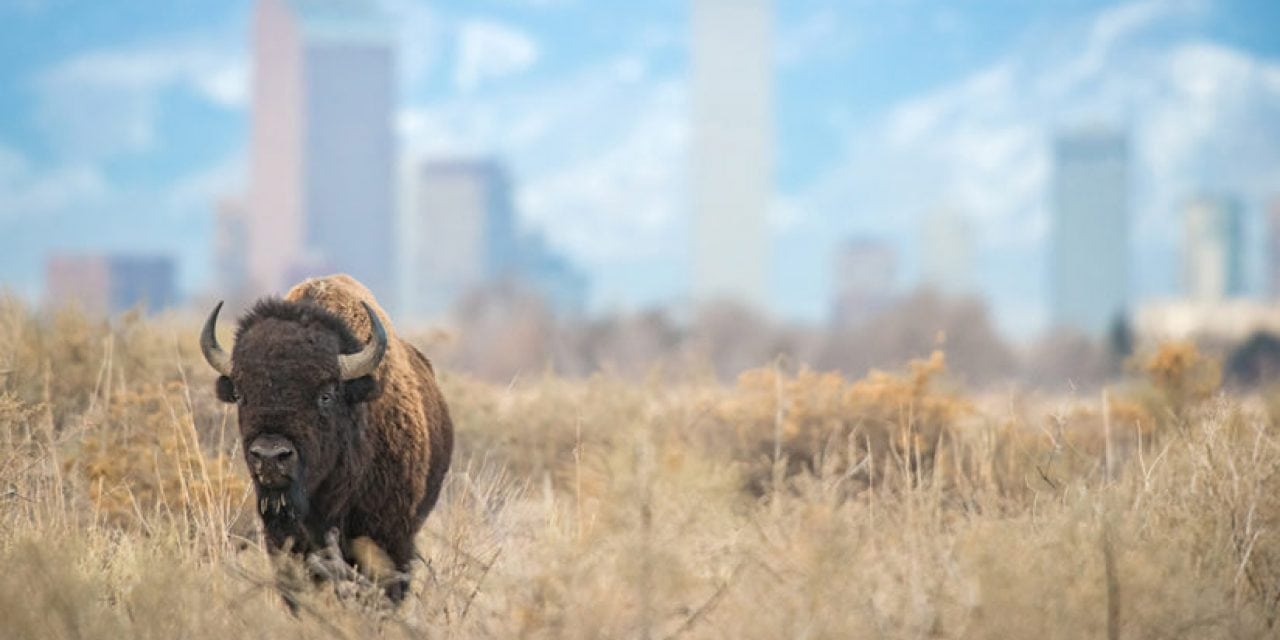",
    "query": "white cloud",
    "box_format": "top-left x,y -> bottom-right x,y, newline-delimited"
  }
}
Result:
164,149 -> 246,215
0,146 -> 107,221
1037,0 -> 1204,100
34,40 -> 246,158
517,81 -> 687,263
454,19 -> 540,93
